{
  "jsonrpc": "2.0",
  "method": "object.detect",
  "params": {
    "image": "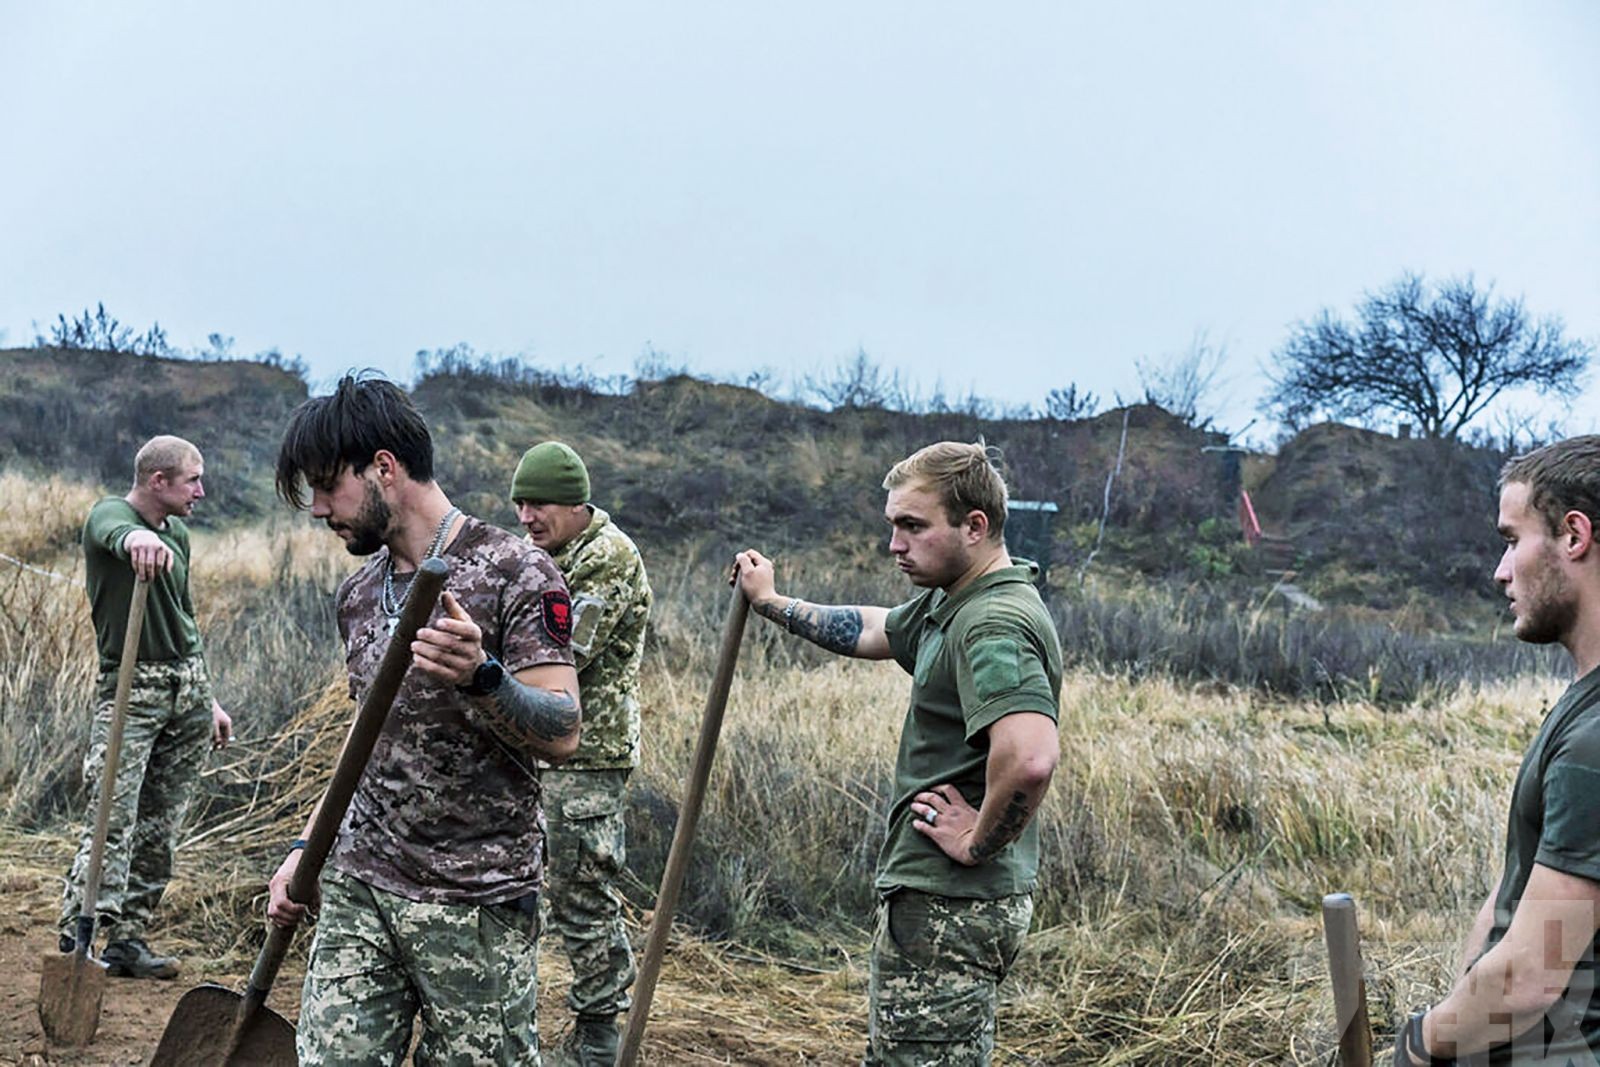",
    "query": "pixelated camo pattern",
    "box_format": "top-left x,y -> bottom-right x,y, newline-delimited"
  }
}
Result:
59,656 -> 212,942
865,889 -> 1033,1067
550,508 -> 651,770
542,767 -> 637,1018
332,516 -> 573,904
297,867 -> 543,1066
